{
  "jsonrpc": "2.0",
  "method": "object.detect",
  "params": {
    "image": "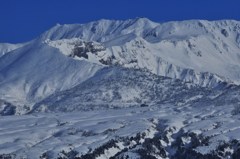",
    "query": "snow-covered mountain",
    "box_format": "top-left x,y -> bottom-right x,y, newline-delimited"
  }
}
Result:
40,18 -> 240,85
1,18 -> 240,114
1,18 -> 240,158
